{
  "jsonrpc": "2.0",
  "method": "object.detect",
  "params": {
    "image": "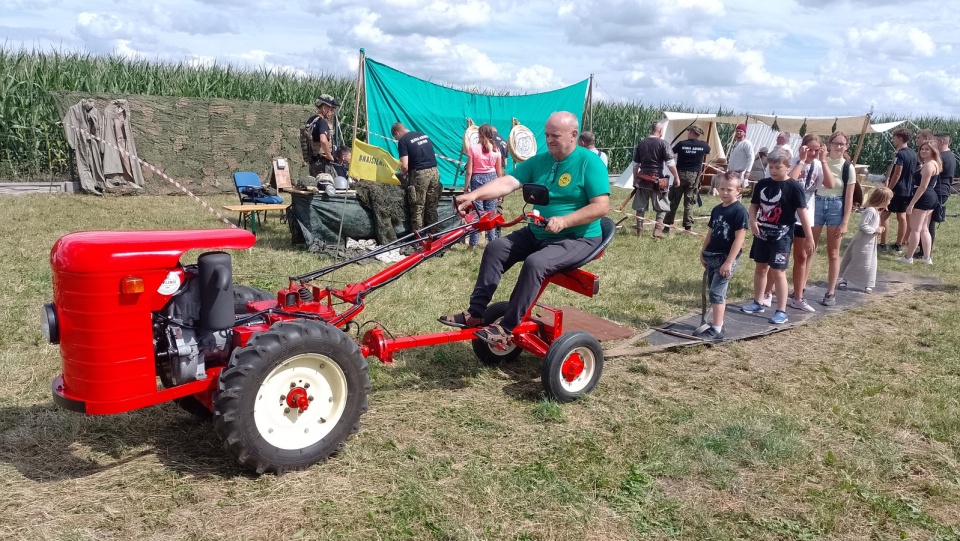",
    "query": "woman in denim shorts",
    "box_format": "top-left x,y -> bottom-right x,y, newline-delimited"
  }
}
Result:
815,131 -> 857,306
